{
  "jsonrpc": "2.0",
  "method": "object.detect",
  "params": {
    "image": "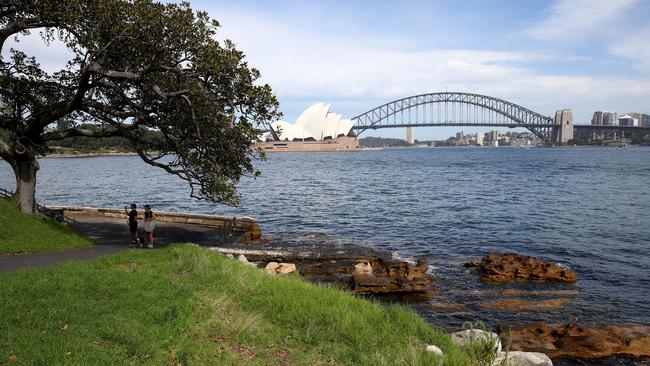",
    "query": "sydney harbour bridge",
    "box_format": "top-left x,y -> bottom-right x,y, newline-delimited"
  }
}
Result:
348,92 -> 649,145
